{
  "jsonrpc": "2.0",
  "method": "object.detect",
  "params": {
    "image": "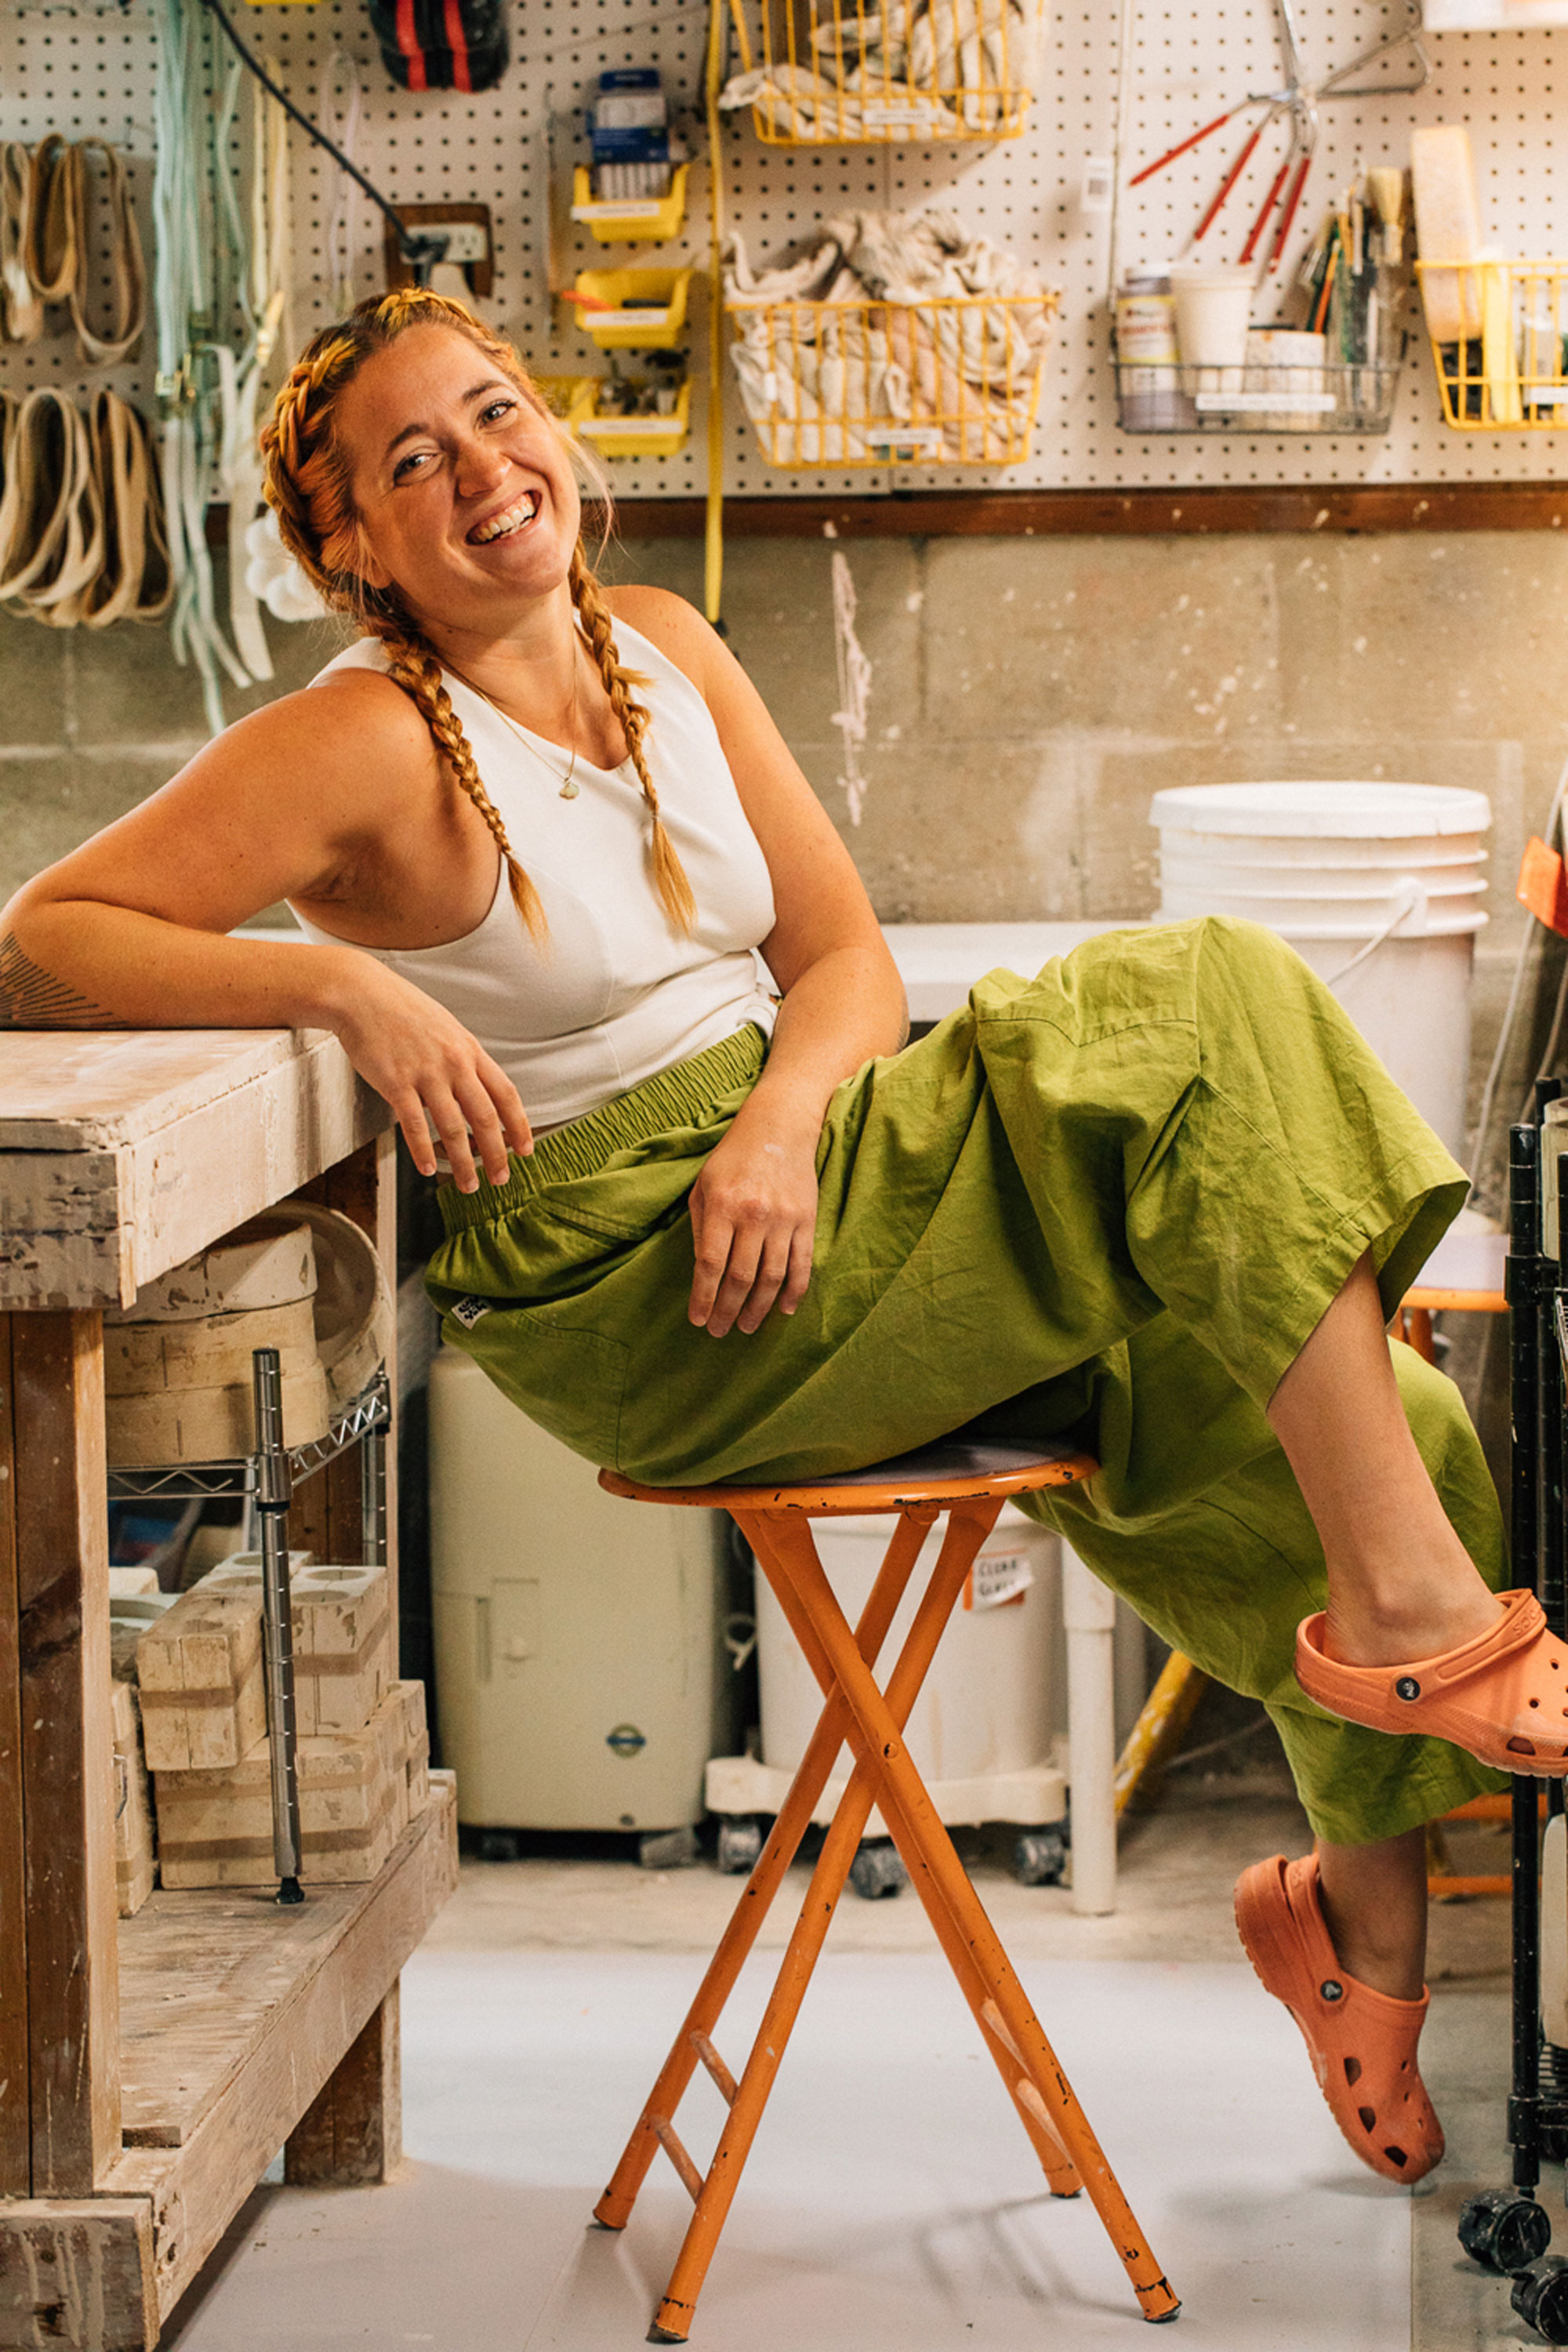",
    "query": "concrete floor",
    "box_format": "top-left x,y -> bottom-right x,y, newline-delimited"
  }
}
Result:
154,1765 -> 1540,2351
